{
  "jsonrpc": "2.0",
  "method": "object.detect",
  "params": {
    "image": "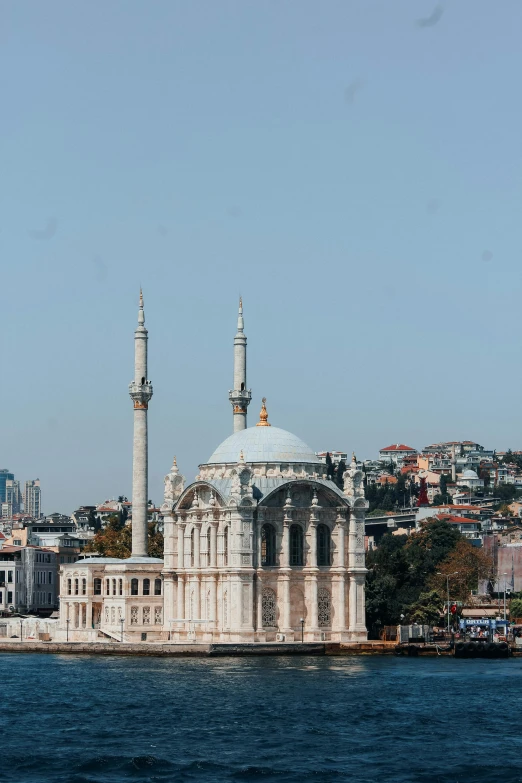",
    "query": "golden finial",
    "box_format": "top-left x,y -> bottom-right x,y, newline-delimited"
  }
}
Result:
352,452 -> 357,464
173,456 -> 177,466
239,449 -> 244,461
239,295 -> 243,309
256,397 -> 271,427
